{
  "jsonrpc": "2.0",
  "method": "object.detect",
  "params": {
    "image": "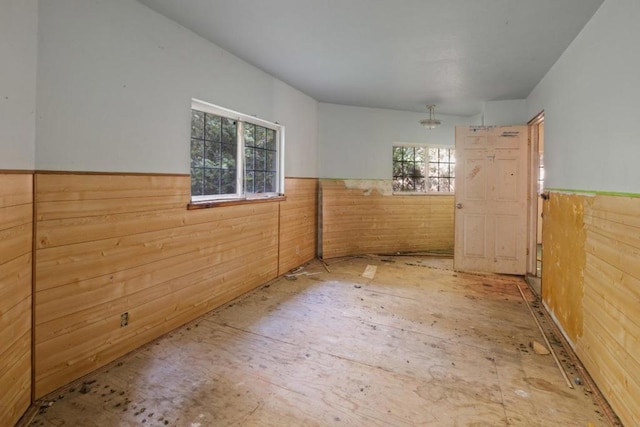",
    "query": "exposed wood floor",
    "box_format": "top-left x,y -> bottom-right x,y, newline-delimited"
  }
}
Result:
28,256 -> 608,426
